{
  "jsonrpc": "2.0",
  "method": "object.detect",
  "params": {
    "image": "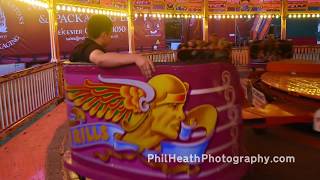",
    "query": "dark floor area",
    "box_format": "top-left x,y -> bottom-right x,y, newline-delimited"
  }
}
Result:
243,124 -> 320,179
